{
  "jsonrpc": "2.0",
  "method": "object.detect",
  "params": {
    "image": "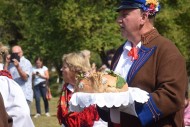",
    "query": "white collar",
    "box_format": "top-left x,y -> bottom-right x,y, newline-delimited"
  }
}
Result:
123,41 -> 142,51
67,84 -> 74,93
